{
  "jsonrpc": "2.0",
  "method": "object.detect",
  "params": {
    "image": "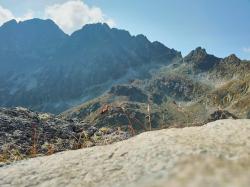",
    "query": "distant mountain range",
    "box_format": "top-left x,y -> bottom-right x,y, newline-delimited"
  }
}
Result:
0,19 -> 181,113
0,18 -> 249,128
